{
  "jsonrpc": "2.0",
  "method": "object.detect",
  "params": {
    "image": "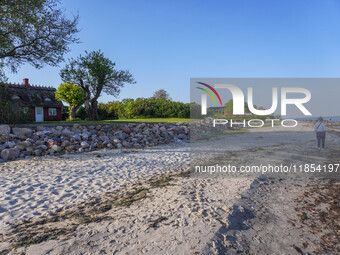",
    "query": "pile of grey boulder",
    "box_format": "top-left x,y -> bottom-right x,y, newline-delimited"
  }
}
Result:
0,122 -> 189,162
